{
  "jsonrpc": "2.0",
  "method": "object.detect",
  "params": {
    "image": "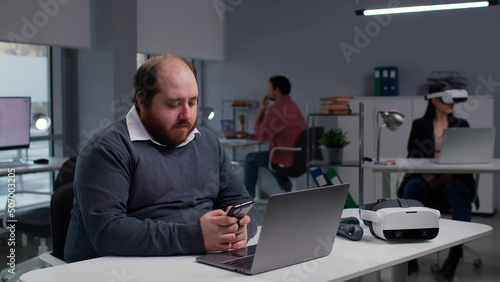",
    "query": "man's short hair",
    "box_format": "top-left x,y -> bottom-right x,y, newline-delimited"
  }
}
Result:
132,54 -> 196,111
269,75 -> 291,95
